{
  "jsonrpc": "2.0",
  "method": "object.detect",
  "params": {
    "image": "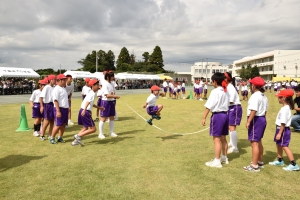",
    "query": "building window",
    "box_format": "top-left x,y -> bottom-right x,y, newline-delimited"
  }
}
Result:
207,69 -> 210,73
224,69 -> 227,72
195,69 -> 198,73
216,69 -> 219,73
270,66 -> 273,71
199,69 -> 202,74
203,69 -> 206,73
212,69 -> 215,74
